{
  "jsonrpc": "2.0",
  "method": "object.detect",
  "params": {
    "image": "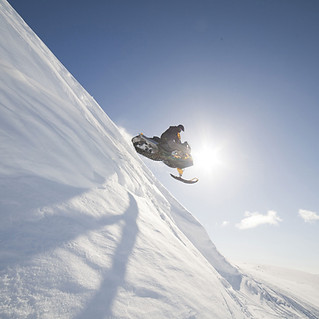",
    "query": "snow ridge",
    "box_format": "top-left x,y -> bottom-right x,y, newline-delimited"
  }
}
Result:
1,1 -> 318,318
